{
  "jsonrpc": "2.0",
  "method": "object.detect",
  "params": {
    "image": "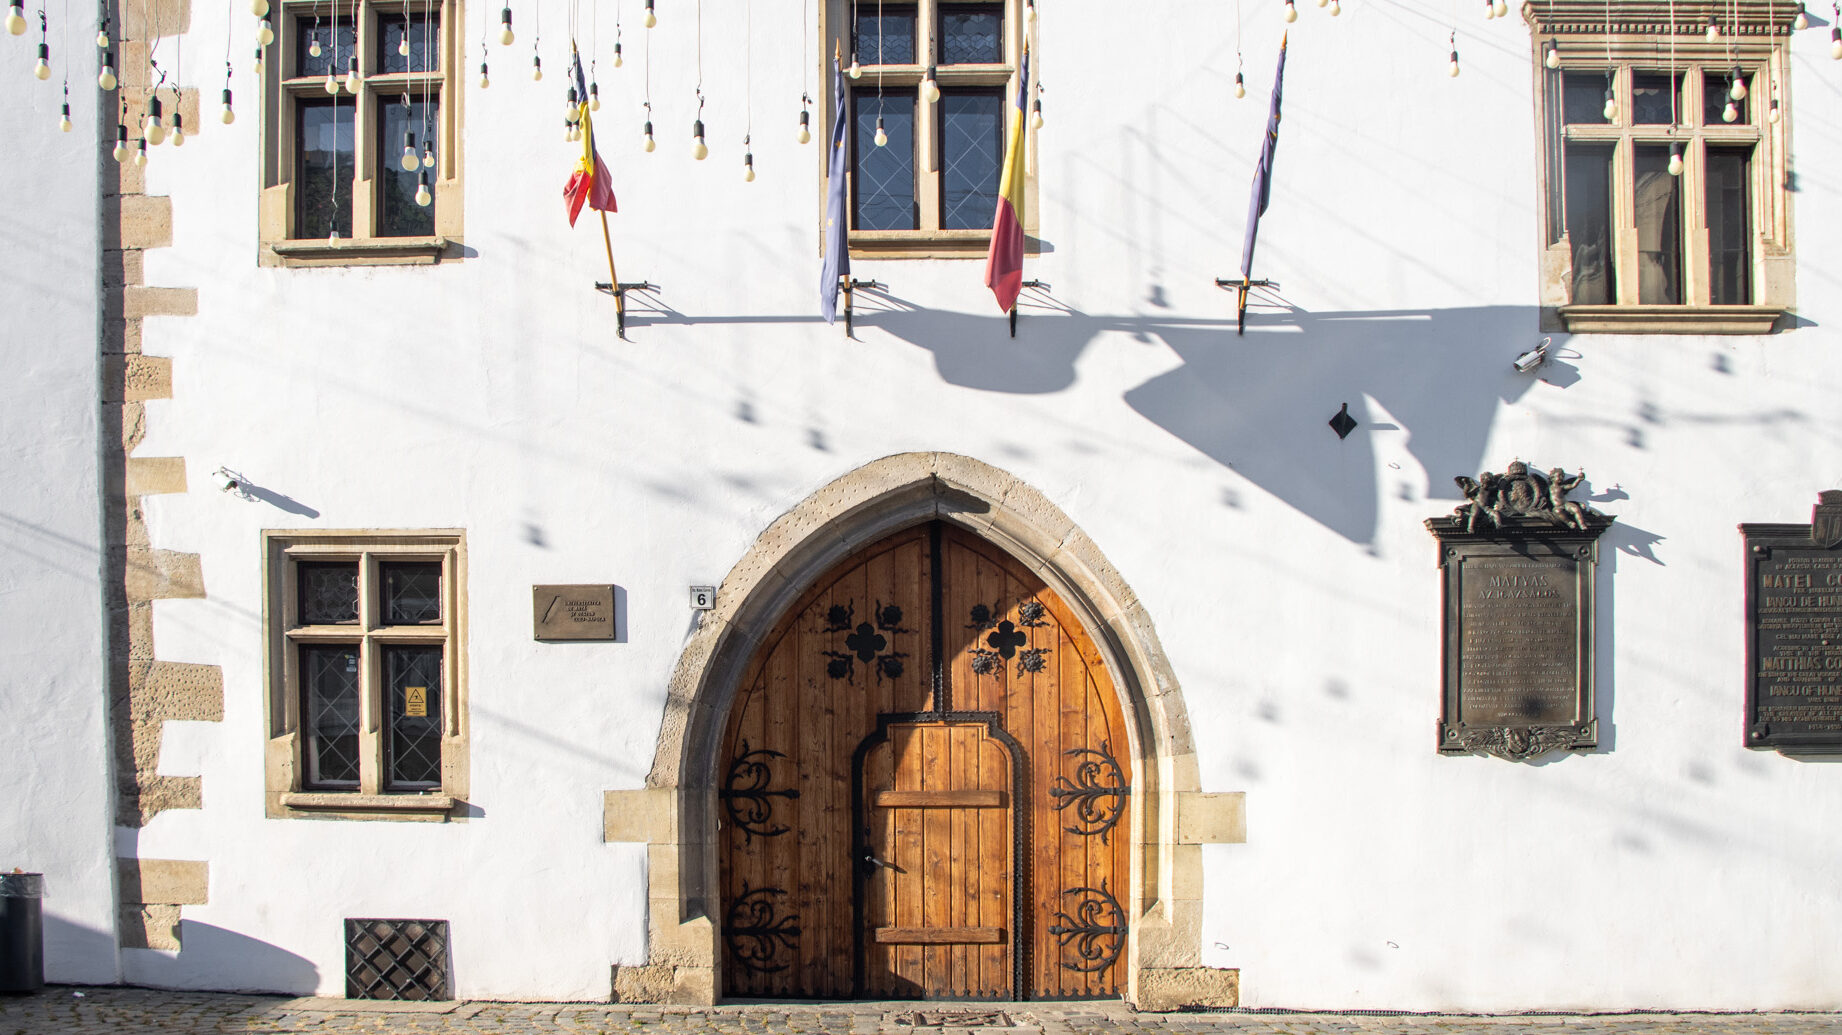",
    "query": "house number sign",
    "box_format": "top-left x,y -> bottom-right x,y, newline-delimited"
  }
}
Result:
533,585 -> 617,641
